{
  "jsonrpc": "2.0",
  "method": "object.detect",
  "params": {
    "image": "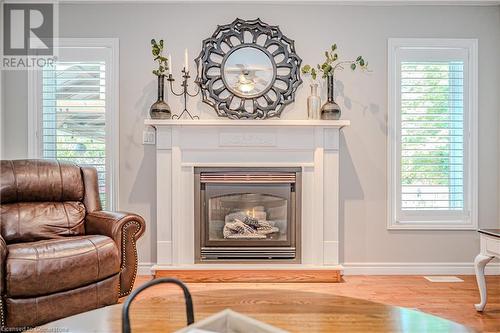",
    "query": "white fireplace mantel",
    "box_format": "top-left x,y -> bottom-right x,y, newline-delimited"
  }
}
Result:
144,119 -> 350,128
146,118 -> 349,271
